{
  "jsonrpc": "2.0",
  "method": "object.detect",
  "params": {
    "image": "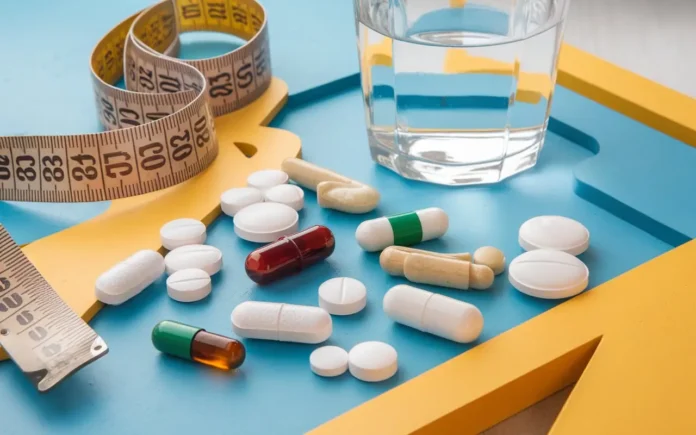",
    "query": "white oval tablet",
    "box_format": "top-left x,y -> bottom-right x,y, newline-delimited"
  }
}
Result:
231,301 -> 332,344
348,341 -> 398,382
310,346 -> 348,377
318,277 -> 367,316
164,244 -> 223,276
509,249 -> 589,299
220,187 -> 265,217
233,202 -> 299,243
95,250 -> 165,305
159,218 -> 207,250
264,184 -> 304,211
519,215 -> 589,256
247,169 -> 289,191
166,268 -> 211,302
